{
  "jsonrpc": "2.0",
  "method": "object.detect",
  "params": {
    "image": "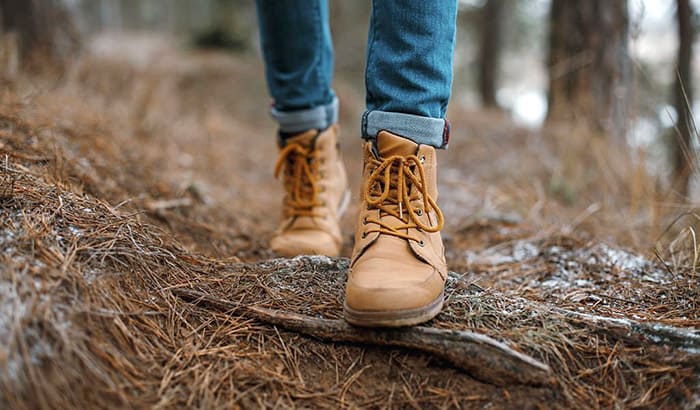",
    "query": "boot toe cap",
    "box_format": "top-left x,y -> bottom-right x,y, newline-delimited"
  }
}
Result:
345,263 -> 444,312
